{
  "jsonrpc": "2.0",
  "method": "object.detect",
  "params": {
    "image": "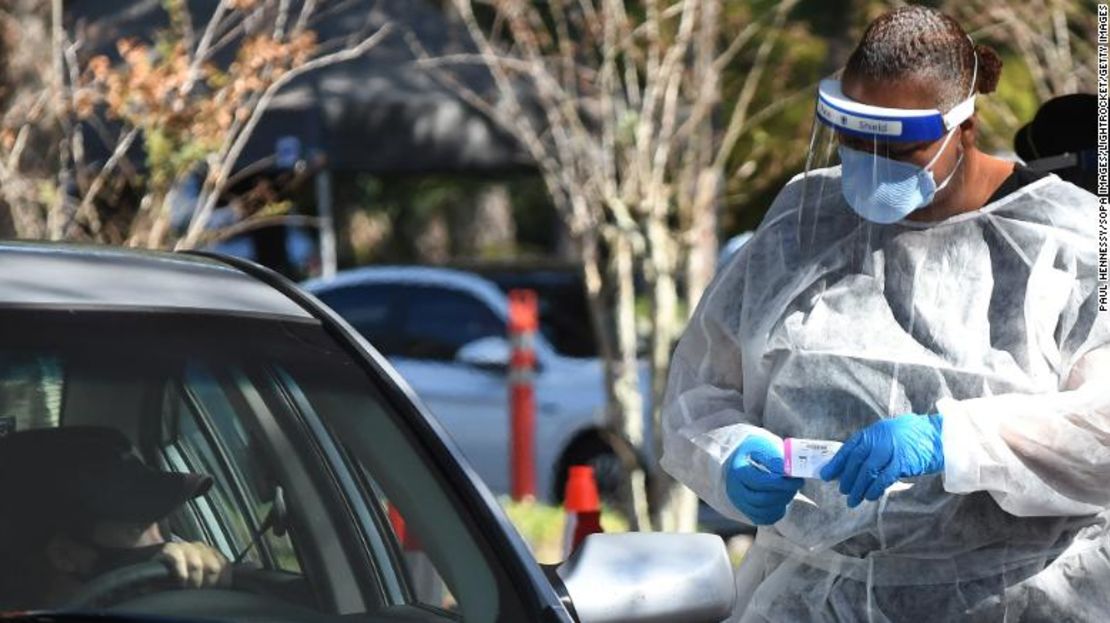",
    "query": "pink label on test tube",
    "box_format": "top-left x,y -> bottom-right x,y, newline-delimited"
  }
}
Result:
783,438 -> 793,476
